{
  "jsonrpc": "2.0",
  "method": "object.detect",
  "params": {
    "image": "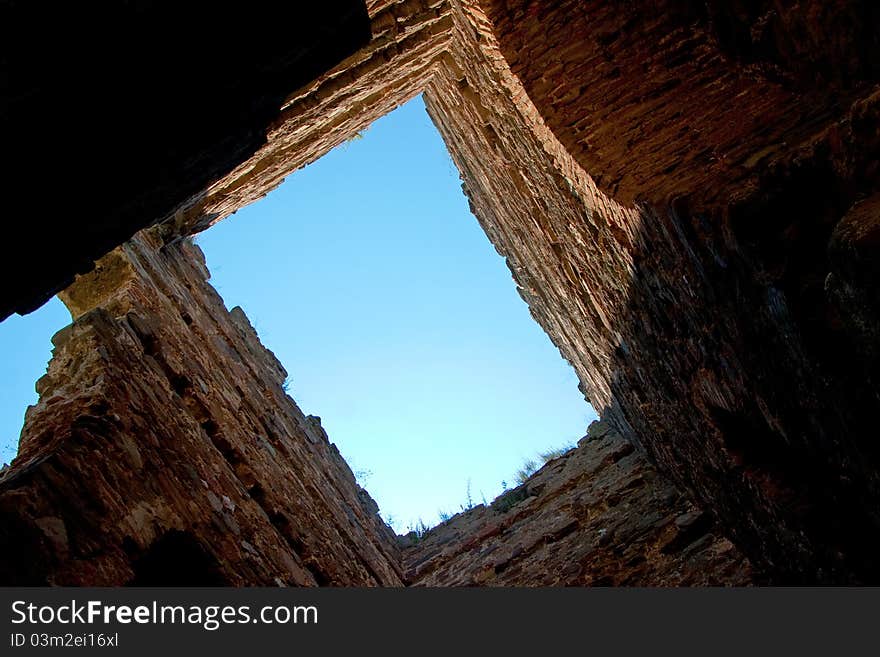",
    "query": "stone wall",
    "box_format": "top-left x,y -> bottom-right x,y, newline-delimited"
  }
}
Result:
0,233 -> 403,585
1,0 -> 878,584
482,0 -> 880,207
405,419 -> 755,586
0,229 -> 755,588
426,0 -> 880,582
